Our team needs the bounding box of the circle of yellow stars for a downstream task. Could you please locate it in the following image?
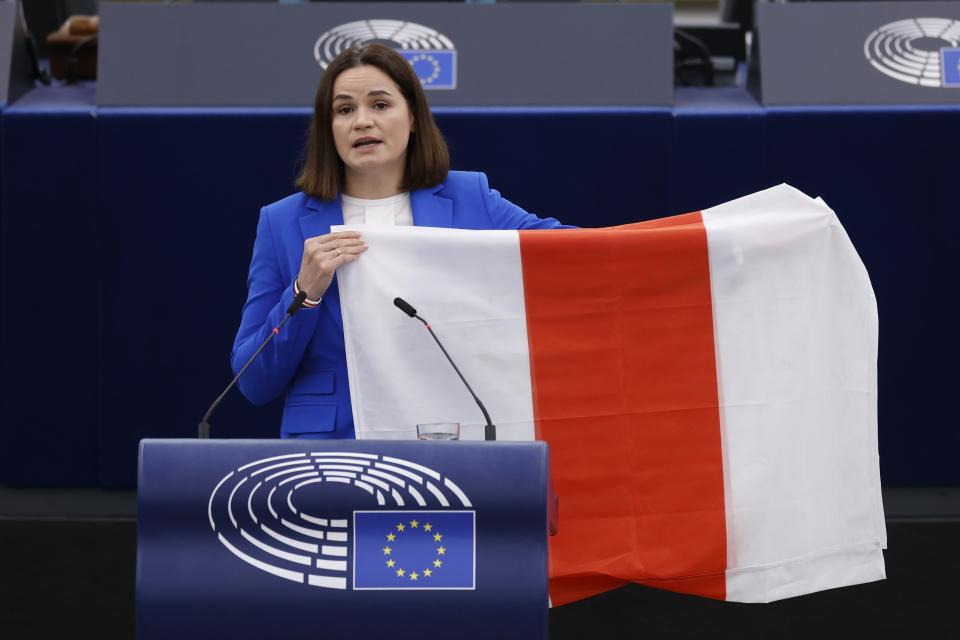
[382,518,446,582]
[408,54,442,84]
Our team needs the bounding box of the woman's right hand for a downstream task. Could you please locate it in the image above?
[296,231,368,299]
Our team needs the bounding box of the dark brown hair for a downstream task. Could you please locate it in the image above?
[296,44,450,200]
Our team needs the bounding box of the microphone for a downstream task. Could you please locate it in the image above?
[198,290,309,439]
[393,297,496,441]
[394,297,417,318]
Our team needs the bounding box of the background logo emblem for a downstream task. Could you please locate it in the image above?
[208,452,474,590]
[314,20,457,90]
[864,18,960,88]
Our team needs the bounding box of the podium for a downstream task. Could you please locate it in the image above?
[137,439,551,639]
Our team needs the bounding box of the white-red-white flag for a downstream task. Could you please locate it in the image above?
[336,184,886,605]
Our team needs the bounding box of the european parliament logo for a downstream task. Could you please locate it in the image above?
[314,20,458,90]
[864,18,960,88]
[208,452,476,591]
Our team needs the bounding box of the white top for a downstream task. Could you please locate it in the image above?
[341,192,413,227]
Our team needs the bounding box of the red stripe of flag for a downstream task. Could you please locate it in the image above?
[519,213,727,605]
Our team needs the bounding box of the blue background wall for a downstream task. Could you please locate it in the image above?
[1,89,956,488]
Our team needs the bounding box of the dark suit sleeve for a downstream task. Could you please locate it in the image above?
[230,207,322,405]
[477,172,576,230]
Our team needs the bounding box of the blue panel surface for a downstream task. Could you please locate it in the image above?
[436,108,673,227]
[1,87,958,487]
[137,439,549,640]
[96,110,308,487]
[0,85,99,485]
[671,87,770,213]
[765,107,960,483]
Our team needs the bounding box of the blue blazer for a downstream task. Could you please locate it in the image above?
[232,171,567,438]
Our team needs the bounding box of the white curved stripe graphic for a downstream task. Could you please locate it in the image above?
[308,574,347,590]
[241,528,311,566]
[294,478,325,491]
[315,464,368,472]
[208,470,234,531]
[267,486,278,519]
[227,475,248,528]
[381,456,441,480]
[281,518,325,540]
[247,481,261,524]
[407,484,427,507]
[374,462,424,484]
[367,468,405,487]
[426,481,449,507]
[444,478,472,508]
[322,471,357,479]
[354,480,374,495]
[218,534,303,584]
[312,452,378,459]
[316,558,347,572]
[265,465,315,483]
[331,519,348,528]
[360,475,391,493]
[261,523,318,554]
[391,488,405,506]
[299,512,329,526]
[247,458,308,476]
[313,457,370,466]
[279,471,318,487]
[239,453,306,472]
[321,545,348,558]
[286,489,297,514]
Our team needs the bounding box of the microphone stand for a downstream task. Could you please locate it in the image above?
[394,298,496,441]
[198,291,307,438]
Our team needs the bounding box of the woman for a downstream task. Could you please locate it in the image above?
[232,44,568,439]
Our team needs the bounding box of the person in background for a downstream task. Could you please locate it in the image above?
[232,44,569,438]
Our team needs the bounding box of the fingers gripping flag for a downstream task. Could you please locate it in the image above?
[335,184,886,605]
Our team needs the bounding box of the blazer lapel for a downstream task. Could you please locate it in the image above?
[298,193,343,240]
[298,195,345,332]
[411,184,453,228]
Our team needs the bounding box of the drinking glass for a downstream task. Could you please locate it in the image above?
[416,422,460,441]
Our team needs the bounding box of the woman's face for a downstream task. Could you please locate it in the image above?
[331,65,414,184]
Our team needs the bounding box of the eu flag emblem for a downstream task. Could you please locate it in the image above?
[943,49,960,88]
[353,511,475,590]
[398,51,457,90]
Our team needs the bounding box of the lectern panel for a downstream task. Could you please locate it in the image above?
[137,439,549,639]
[757,1,960,105]
[98,2,673,107]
